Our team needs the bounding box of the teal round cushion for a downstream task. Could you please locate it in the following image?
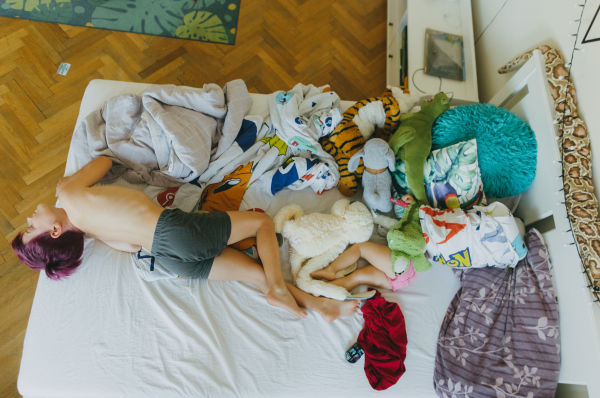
[432,103,537,198]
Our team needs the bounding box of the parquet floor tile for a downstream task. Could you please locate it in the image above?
[0,2,387,396]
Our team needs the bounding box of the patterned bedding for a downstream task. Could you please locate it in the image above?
[434,229,560,398]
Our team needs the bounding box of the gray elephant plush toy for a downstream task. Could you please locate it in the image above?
[348,138,396,212]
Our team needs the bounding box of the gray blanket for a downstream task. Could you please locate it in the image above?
[71,80,252,187]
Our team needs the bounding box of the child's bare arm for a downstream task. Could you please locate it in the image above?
[57,156,113,197]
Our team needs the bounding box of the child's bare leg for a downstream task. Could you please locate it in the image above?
[286,283,360,322]
[327,265,392,291]
[311,242,395,280]
[226,211,306,318]
[208,248,360,322]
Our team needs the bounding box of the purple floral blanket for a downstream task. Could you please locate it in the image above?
[434,229,560,398]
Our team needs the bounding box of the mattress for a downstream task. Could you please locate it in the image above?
[18,80,462,398]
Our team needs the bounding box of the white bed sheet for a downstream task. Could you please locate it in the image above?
[18,80,461,398]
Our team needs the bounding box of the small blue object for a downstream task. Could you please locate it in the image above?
[234,119,258,152]
[345,342,364,363]
[432,103,537,198]
[275,92,294,105]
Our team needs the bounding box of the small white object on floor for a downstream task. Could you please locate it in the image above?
[57,62,71,75]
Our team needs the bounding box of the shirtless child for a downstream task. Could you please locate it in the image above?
[12,156,359,322]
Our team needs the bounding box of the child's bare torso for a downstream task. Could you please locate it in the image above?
[61,185,164,251]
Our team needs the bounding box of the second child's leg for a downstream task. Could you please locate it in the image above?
[311,241,395,280]
[327,265,393,291]
[226,211,307,318]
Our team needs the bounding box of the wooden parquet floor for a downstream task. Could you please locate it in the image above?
[0,1,387,396]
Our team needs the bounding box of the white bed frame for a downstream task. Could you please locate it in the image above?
[17,50,600,397]
[489,50,600,397]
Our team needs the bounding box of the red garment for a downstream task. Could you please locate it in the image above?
[357,291,407,391]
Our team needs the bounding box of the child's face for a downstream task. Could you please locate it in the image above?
[401,194,414,204]
[23,203,59,244]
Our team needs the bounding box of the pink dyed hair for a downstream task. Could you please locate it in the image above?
[12,230,85,280]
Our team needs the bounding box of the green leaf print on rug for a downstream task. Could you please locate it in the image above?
[92,0,186,36]
[30,0,73,23]
[175,10,228,43]
[4,0,72,23]
[0,0,239,44]
[183,0,227,10]
[86,0,109,5]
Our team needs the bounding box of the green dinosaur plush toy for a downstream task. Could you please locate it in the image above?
[387,202,431,274]
[388,92,450,205]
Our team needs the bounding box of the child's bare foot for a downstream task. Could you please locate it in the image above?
[310,267,336,281]
[266,287,307,318]
[317,298,360,322]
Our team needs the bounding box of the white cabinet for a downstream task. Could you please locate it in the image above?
[387,0,479,103]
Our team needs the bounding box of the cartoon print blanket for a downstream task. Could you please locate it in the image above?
[70,80,252,187]
[421,202,527,269]
[197,83,341,213]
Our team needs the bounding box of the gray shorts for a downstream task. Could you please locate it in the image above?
[152,209,231,279]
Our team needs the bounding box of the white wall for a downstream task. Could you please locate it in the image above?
[472,0,600,190]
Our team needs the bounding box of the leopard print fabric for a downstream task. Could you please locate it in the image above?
[319,89,402,196]
[499,45,600,302]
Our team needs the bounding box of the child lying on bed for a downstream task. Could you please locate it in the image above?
[312,198,527,291]
[310,242,416,292]
[12,156,360,322]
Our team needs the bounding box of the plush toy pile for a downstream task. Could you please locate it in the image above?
[262,72,550,397]
[389,92,450,205]
[266,80,539,301]
[387,202,431,274]
[274,199,376,300]
[348,138,396,213]
[432,103,537,198]
[320,87,420,197]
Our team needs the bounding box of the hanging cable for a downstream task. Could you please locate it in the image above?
[411,68,442,94]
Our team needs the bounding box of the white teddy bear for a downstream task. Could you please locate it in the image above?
[274,199,375,300]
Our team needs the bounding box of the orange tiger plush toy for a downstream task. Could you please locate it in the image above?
[320,87,420,197]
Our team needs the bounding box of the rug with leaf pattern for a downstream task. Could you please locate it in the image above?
[0,0,240,45]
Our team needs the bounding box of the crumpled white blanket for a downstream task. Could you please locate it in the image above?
[268,83,342,154]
